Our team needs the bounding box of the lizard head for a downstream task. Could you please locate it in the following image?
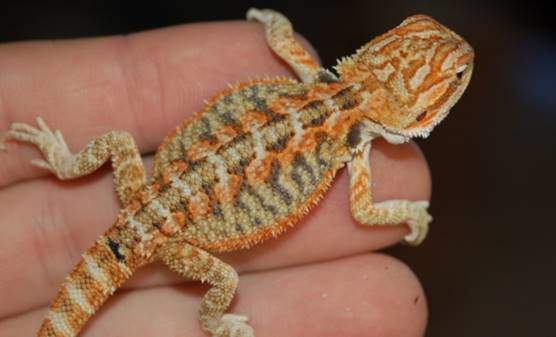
[336,14,474,139]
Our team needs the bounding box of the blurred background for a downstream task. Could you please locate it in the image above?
[1,1,554,336]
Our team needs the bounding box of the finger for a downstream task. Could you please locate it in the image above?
[0,139,430,317]
[0,254,427,337]
[0,20,316,187]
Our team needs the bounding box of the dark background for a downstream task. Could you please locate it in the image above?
[2,1,555,336]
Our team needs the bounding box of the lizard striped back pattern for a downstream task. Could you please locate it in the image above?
[3,8,473,337]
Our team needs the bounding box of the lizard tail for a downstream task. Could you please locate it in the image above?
[36,231,137,337]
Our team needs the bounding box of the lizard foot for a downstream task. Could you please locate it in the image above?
[8,116,74,178]
[213,314,255,337]
[403,200,432,246]
[246,8,269,22]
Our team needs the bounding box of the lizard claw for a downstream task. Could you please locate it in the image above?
[246,8,273,23]
[213,314,254,337]
[403,201,432,246]
[8,117,73,178]
[30,158,55,171]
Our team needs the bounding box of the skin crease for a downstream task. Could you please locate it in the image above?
[0,21,429,336]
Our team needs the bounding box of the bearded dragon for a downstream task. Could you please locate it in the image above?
[3,8,473,337]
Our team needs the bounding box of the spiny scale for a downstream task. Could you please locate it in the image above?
[4,8,473,337]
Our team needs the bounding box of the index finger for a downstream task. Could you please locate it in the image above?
[0,20,312,187]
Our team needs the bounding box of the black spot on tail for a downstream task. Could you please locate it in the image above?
[107,238,125,262]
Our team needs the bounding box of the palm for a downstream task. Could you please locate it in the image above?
[0,20,427,337]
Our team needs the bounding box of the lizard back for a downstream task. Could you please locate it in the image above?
[152,77,362,251]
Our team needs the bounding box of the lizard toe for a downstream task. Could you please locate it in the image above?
[213,314,255,337]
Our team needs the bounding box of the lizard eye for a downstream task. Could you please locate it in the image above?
[416,111,427,122]
[455,64,467,80]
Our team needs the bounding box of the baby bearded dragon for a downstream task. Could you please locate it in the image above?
[4,8,473,337]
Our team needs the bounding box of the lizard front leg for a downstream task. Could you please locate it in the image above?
[8,117,146,206]
[247,8,337,84]
[158,238,253,337]
[348,142,432,245]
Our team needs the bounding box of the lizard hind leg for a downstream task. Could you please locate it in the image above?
[8,117,146,206]
[158,239,254,337]
[247,8,337,84]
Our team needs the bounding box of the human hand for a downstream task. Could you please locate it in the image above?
[0,19,428,337]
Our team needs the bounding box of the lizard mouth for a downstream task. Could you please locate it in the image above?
[398,61,474,139]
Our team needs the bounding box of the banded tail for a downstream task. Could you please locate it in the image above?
[37,233,137,337]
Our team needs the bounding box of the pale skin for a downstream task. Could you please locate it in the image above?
[0,16,430,337]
